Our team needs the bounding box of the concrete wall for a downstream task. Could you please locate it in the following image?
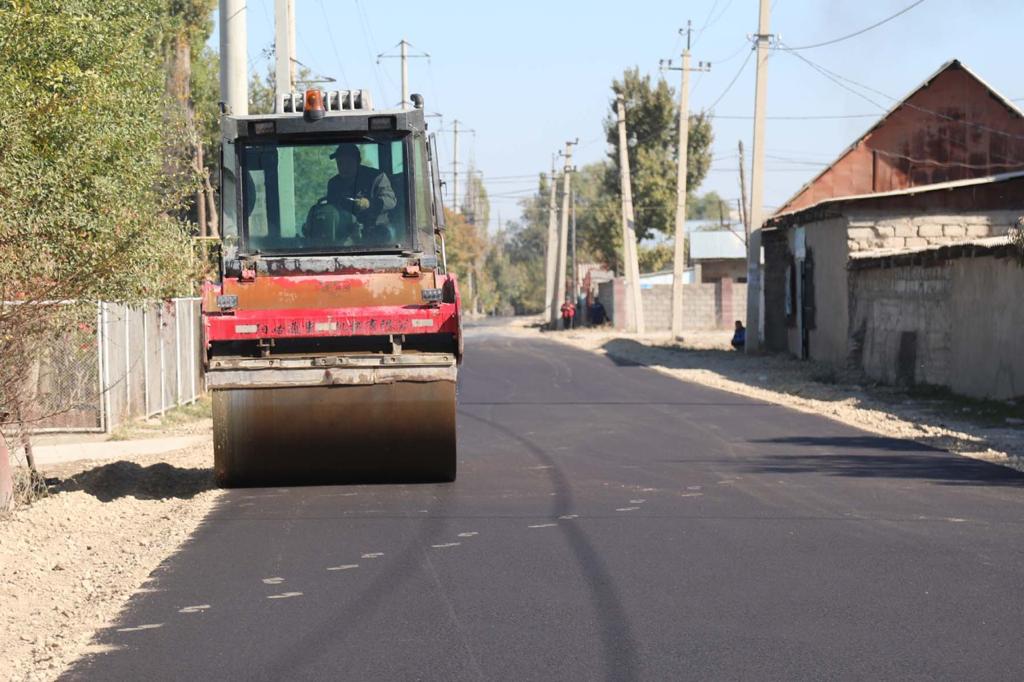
[599,277,746,332]
[697,259,747,283]
[848,251,1024,400]
[806,218,851,366]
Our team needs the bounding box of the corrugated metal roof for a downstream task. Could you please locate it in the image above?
[773,59,1024,217]
[689,229,747,260]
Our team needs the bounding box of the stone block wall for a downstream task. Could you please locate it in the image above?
[848,263,953,387]
[641,282,747,332]
[597,278,746,332]
[845,210,1019,253]
[848,249,1024,400]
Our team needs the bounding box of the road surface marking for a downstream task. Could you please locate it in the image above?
[361,552,384,559]
[117,623,163,632]
[457,532,479,538]
[267,592,303,600]
[629,499,646,504]
[431,542,461,548]
[326,564,359,571]
[687,486,702,491]
[528,465,553,470]
[558,514,579,520]
[616,507,640,512]
[261,577,284,585]
[679,492,703,498]
[528,523,557,528]
[178,605,210,614]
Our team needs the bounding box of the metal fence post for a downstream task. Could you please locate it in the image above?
[124,305,131,417]
[100,302,112,434]
[174,298,182,406]
[95,302,105,432]
[158,303,166,415]
[143,305,150,417]
[190,300,197,403]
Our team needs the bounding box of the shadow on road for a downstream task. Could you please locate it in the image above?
[54,461,214,501]
[746,436,1024,487]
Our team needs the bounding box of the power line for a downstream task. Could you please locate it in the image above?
[705,43,754,111]
[780,44,1024,143]
[351,0,388,103]
[784,0,927,50]
[317,0,350,89]
[712,113,877,120]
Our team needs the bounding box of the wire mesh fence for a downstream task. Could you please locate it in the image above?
[23,299,203,433]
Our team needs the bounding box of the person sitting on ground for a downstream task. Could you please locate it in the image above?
[731,320,746,351]
[589,297,607,326]
[325,144,397,242]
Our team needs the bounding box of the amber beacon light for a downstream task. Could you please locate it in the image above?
[303,89,325,122]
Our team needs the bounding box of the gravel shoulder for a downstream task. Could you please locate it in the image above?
[1,409,219,682]
[501,319,1024,472]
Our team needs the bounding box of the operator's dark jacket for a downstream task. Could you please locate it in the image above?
[326,168,397,228]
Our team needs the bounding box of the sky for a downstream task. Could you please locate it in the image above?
[209,0,1024,233]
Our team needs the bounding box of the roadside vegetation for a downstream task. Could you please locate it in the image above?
[449,67,724,316]
[0,0,220,508]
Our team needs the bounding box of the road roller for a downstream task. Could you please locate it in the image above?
[202,89,461,486]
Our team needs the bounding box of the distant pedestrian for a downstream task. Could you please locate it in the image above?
[560,300,576,329]
[731,320,746,351]
[589,297,607,326]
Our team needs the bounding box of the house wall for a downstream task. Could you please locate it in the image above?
[848,251,1024,400]
[762,217,850,363]
[696,259,747,283]
[805,219,851,366]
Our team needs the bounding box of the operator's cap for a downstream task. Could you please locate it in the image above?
[329,144,360,160]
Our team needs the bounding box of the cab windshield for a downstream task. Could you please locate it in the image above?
[240,135,411,254]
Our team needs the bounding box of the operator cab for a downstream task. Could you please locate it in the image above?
[220,89,445,269]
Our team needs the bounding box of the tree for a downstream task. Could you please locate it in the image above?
[0,0,199,493]
[573,68,715,268]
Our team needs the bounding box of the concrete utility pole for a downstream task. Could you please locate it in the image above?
[616,95,645,334]
[452,120,460,212]
[746,0,772,353]
[377,40,429,109]
[662,21,710,339]
[219,0,248,115]
[553,140,577,329]
[738,140,750,240]
[273,0,295,111]
[571,184,578,303]
[543,154,559,323]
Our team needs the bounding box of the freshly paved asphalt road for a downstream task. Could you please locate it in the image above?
[66,329,1024,680]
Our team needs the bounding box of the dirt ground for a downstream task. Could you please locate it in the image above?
[0,405,219,682]
[532,323,1024,472]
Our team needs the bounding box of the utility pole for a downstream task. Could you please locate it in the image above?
[661,21,710,339]
[377,40,429,109]
[553,139,577,329]
[543,154,559,324]
[571,183,578,304]
[746,0,772,353]
[616,95,645,334]
[219,0,248,116]
[738,140,750,240]
[452,120,460,212]
[273,0,295,111]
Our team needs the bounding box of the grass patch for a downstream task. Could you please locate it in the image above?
[108,395,212,441]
